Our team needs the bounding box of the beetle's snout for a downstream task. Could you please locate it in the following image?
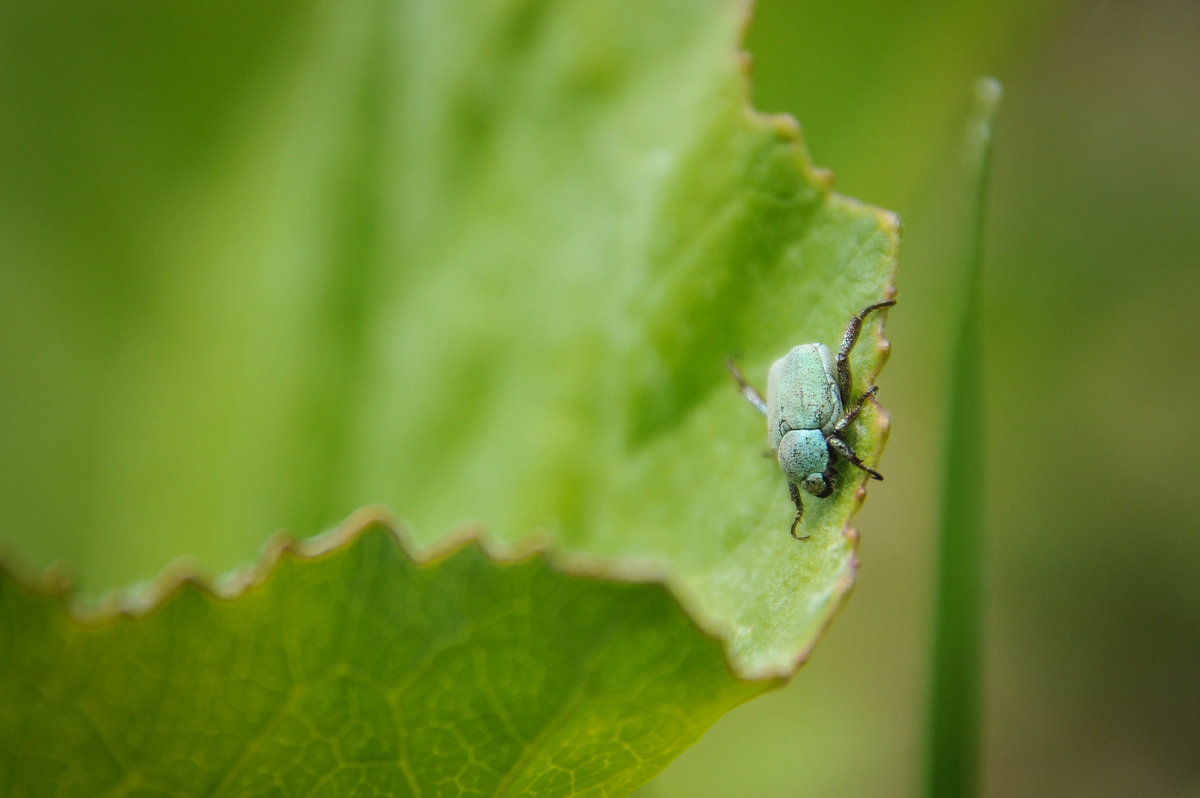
[802,473,832,497]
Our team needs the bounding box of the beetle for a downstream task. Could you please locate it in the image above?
[728,299,895,539]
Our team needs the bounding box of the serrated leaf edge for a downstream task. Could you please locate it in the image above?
[0,0,899,684]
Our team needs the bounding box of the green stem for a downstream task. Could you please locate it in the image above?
[925,77,1002,798]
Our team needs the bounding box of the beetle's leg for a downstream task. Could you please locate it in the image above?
[827,435,884,481]
[727,358,768,416]
[835,299,897,401]
[832,385,878,436]
[787,482,809,540]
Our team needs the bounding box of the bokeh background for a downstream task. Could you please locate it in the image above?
[646,0,1200,795]
[2,0,1197,796]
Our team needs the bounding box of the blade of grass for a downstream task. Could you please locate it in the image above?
[925,77,1002,798]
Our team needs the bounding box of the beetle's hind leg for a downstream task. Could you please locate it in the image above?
[787,482,809,540]
[835,299,896,400]
[727,358,768,416]
[828,435,884,481]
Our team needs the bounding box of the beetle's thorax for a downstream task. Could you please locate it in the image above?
[765,343,843,452]
[777,428,830,490]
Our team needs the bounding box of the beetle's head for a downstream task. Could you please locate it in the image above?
[801,472,833,498]
[777,429,832,497]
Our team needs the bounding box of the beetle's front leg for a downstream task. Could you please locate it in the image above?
[827,435,884,481]
[835,299,896,400]
[787,482,809,540]
[727,358,768,416]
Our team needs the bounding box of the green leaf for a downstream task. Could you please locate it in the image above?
[0,0,897,794]
[1,517,770,796]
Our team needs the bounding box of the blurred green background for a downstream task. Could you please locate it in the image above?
[647,0,1200,795]
[2,0,1197,795]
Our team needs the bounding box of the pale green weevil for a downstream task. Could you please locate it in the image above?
[728,299,896,539]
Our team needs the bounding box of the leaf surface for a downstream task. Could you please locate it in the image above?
[0,0,897,794]
[1,518,771,796]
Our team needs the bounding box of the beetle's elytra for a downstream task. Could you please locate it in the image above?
[729,299,895,539]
